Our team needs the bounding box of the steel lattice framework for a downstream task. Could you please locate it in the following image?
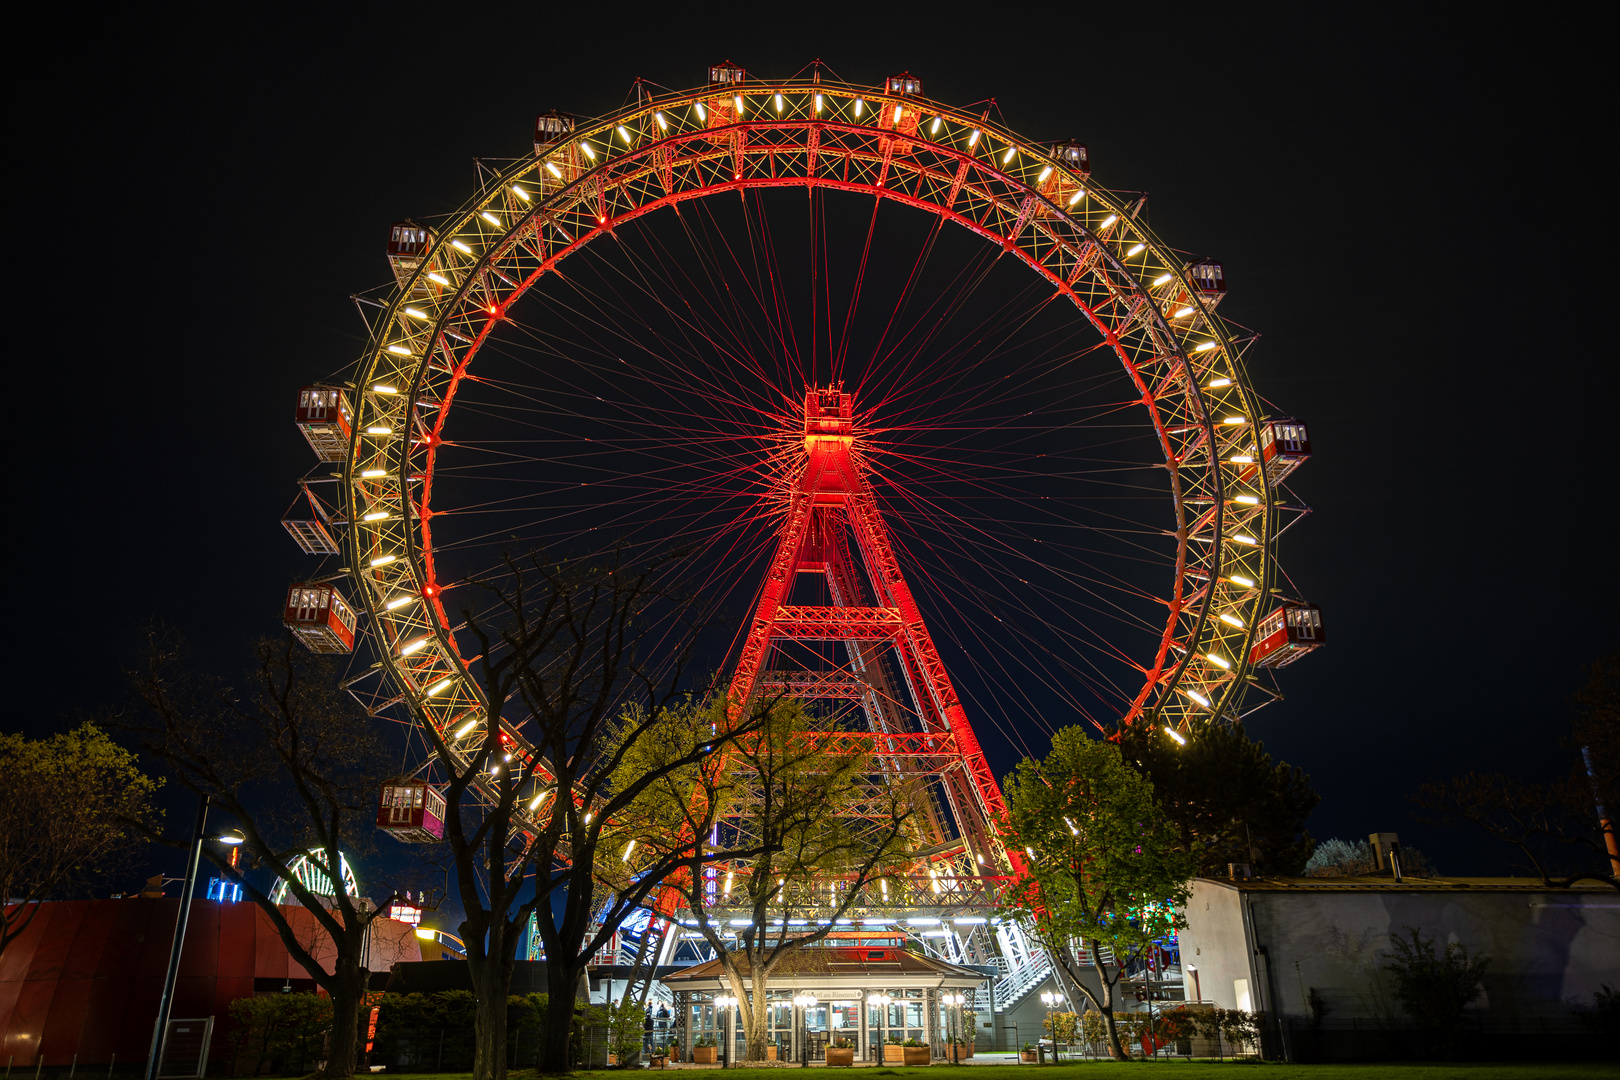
[335,72,1282,849]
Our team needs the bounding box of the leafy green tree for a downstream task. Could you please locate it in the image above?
[0,722,162,955]
[1383,926,1489,1055]
[1114,717,1318,875]
[225,992,333,1077]
[999,728,1195,1060]
[672,697,916,1061]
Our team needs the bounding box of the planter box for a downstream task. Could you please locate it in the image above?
[692,1047,717,1063]
[767,1045,778,1061]
[649,1055,668,1070]
[825,1047,855,1067]
[903,1046,931,1066]
[884,1044,906,1062]
[1020,1050,1038,1063]
[948,1043,974,1059]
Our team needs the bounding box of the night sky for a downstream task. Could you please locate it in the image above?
[14,5,1612,901]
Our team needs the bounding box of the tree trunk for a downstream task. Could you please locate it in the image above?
[540,959,583,1073]
[1089,942,1128,1061]
[323,960,366,1079]
[742,993,771,1062]
[468,927,515,1080]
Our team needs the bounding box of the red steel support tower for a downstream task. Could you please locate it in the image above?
[727,389,1015,883]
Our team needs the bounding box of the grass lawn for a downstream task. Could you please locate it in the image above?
[496,1064,1613,1080]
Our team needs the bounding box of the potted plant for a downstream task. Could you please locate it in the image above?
[1019,1041,1038,1063]
[825,1038,855,1067]
[884,1035,906,1063]
[902,1037,931,1066]
[692,1035,718,1064]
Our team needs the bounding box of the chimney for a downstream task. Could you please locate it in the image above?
[1369,832,1402,877]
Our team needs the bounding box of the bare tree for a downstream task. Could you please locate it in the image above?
[423,552,773,1078]
[0,722,162,956]
[126,630,419,1079]
[674,699,916,1061]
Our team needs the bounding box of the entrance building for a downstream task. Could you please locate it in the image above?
[662,945,988,1063]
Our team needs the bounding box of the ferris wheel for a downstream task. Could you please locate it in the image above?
[279,62,1323,864]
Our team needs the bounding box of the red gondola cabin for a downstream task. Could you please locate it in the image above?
[1248,603,1325,669]
[386,221,437,292]
[284,582,358,654]
[1257,417,1311,485]
[377,779,447,843]
[296,386,352,463]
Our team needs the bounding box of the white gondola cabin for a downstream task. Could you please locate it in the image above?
[1037,140,1090,217]
[1248,603,1325,668]
[284,582,358,653]
[533,109,575,153]
[377,779,447,843]
[296,386,351,462]
[386,221,437,292]
[1256,417,1311,485]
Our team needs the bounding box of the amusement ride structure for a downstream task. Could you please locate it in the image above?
[279,62,1322,1016]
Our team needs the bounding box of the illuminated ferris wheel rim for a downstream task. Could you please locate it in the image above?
[338,67,1287,800]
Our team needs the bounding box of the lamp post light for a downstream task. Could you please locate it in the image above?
[942,993,966,1064]
[715,996,738,1068]
[1039,992,1065,1063]
[145,796,244,1080]
[866,993,892,1062]
[790,992,817,1067]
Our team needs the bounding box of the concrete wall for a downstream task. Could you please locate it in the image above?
[1179,879,1620,1026]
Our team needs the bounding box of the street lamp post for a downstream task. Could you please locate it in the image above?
[145,795,243,1080]
[1039,992,1065,1063]
[866,994,892,1062]
[791,992,816,1067]
[941,993,965,1064]
[715,996,737,1068]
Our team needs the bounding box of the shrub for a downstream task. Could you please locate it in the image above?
[1574,982,1619,1032]
[225,992,333,1077]
[1306,838,1437,877]
[1383,926,1489,1054]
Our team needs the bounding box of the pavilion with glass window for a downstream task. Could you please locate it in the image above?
[662,944,989,1063]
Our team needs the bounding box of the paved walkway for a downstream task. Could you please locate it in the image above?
[653,1053,1028,1068]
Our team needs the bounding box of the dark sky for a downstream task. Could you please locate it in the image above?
[15,4,1612,898]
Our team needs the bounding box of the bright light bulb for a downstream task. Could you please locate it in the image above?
[617,125,631,144]
[415,926,436,940]
[774,93,783,112]
[1208,377,1232,388]
[1100,214,1117,228]
[655,111,667,130]
[1153,274,1172,286]
[1233,533,1258,545]
[1195,341,1218,351]
[1127,243,1145,256]
[481,211,501,227]
[427,272,450,286]
[1186,689,1211,708]
[1068,188,1085,206]
[384,595,416,610]
[1235,494,1260,505]
[1224,416,1247,425]
[694,102,707,121]
[365,426,391,435]
[510,184,529,201]
[545,161,562,178]
[893,104,903,123]
[1176,306,1195,318]
[1228,454,1254,464]
[734,95,743,114]
[427,678,453,696]
[360,468,387,478]
[583,812,593,824]
[529,790,549,811]
[404,307,428,320]
[1164,726,1187,745]
[1219,612,1245,628]
[930,116,941,134]
[854,99,863,117]
[450,239,472,254]
[969,129,980,147]
[372,385,397,394]
[1002,145,1016,164]
[1205,652,1231,669]
[814,94,823,113]
[622,840,636,861]
[454,720,478,738]
[1229,574,1256,588]
[387,344,411,355]
[1038,165,1052,182]
[363,511,390,522]
[399,637,430,656]
[579,141,596,160]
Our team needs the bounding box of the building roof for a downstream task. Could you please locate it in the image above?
[663,945,987,985]
[1197,874,1619,893]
